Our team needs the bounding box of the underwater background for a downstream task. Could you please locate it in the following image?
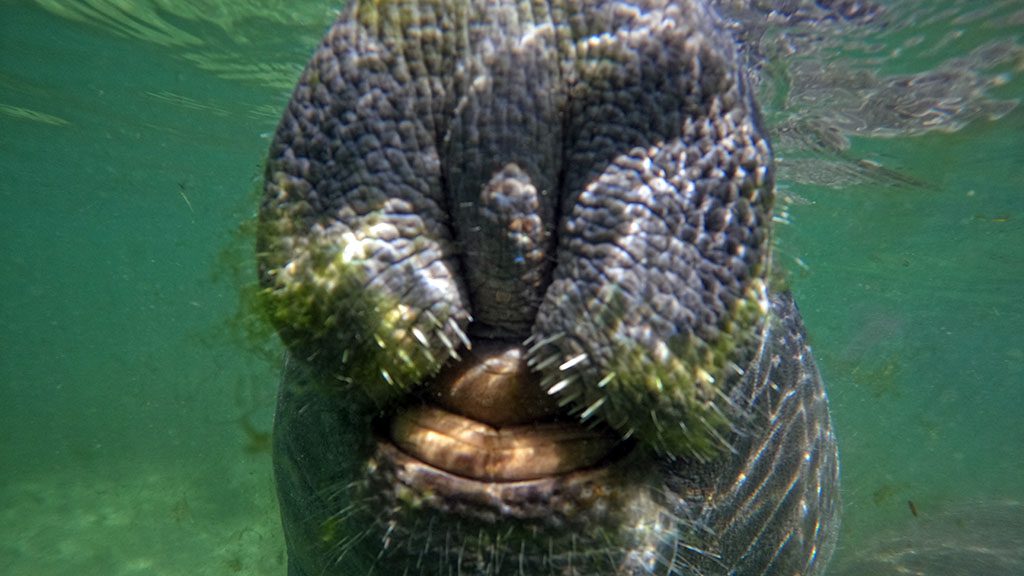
[1,1,1021,574]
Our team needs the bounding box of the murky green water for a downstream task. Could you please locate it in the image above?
[1,1,1021,575]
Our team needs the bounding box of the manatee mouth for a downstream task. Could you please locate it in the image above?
[374,340,631,520]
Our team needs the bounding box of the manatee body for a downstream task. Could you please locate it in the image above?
[259,1,839,574]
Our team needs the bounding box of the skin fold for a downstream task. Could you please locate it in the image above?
[257,1,839,574]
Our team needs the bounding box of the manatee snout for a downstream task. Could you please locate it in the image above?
[259,0,773,459]
[259,1,839,575]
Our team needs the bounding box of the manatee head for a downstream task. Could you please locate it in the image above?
[259,0,772,458]
[257,1,833,575]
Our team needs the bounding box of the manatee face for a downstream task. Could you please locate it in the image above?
[258,1,838,575]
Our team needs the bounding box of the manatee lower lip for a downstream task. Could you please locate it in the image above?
[372,440,625,523]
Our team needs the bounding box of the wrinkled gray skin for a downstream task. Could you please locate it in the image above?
[260,1,839,574]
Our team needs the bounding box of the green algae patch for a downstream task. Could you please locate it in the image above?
[258,221,447,406]
[541,279,769,461]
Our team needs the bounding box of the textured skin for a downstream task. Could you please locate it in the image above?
[273,294,838,575]
[258,0,774,455]
[259,1,840,574]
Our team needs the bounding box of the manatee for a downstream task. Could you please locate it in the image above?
[257,1,839,574]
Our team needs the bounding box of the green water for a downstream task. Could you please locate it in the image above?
[0,1,1021,575]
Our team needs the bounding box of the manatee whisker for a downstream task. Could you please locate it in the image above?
[423,310,442,329]
[517,539,526,576]
[317,478,365,504]
[448,318,472,350]
[651,409,664,432]
[698,414,738,456]
[580,396,607,421]
[396,348,415,370]
[525,332,564,355]
[434,329,459,361]
[379,519,397,554]
[711,385,740,412]
[323,498,368,523]
[556,392,581,408]
[419,343,438,366]
[529,352,561,371]
[545,376,575,396]
[414,516,436,569]
[673,540,725,574]
[411,327,430,348]
[558,352,589,371]
[327,522,373,567]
